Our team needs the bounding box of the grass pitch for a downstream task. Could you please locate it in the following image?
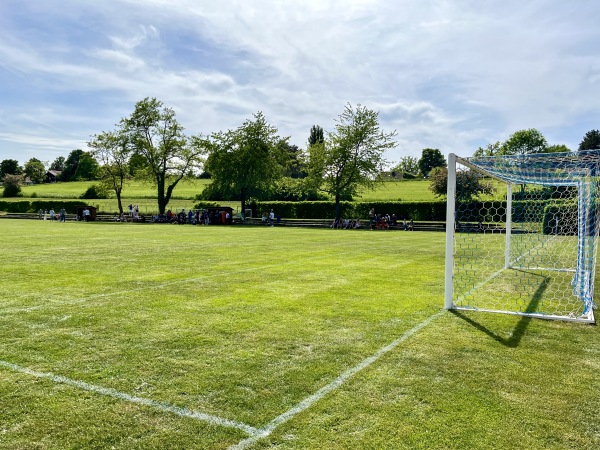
[0,220,598,449]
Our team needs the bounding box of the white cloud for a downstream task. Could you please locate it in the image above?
[0,0,599,164]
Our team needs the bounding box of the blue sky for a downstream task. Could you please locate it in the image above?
[1,0,599,166]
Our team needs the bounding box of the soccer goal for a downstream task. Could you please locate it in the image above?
[444,151,600,323]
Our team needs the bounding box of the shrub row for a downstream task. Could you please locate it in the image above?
[542,203,579,235]
[249,199,579,222]
[249,201,447,220]
[0,200,90,214]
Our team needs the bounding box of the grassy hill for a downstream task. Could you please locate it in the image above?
[7,179,441,214]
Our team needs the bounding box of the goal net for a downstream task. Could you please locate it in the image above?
[444,151,600,323]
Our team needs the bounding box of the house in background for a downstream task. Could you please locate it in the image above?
[46,170,62,182]
[23,177,34,185]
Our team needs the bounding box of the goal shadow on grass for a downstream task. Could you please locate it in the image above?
[450,275,548,348]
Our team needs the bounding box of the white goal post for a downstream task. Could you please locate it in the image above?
[445,151,600,323]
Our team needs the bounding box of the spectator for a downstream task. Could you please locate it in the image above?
[59,208,66,222]
[269,209,275,226]
[49,209,55,221]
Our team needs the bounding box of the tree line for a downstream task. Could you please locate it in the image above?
[2,98,600,217]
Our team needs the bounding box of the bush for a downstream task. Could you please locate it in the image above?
[193,201,221,210]
[80,185,108,199]
[2,174,22,197]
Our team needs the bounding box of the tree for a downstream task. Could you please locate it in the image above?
[0,159,23,178]
[274,140,307,178]
[308,104,396,220]
[391,156,419,176]
[429,166,495,201]
[128,151,147,177]
[308,125,324,146]
[546,144,571,153]
[61,149,99,181]
[61,149,84,181]
[418,148,446,177]
[122,97,204,214]
[203,111,283,214]
[50,156,65,171]
[88,130,130,214]
[77,152,99,180]
[499,128,547,155]
[473,141,502,157]
[24,158,46,184]
[578,129,600,151]
[2,174,22,197]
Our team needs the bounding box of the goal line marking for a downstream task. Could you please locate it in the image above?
[0,359,260,437]
[229,310,445,450]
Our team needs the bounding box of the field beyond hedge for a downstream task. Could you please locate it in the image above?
[0,221,598,449]
[4,179,440,214]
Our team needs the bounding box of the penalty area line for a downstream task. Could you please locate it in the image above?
[0,360,260,437]
[229,310,445,450]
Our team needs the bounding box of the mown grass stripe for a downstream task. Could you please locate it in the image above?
[0,247,360,315]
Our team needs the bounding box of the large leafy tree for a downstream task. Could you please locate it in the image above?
[418,148,446,177]
[61,149,98,181]
[88,130,130,214]
[274,140,307,179]
[546,144,571,153]
[128,151,147,177]
[0,159,23,178]
[24,158,46,184]
[578,129,600,151]
[50,156,65,171]
[473,141,502,157]
[308,104,396,220]
[61,149,83,181]
[429,166,495,201]
[499,128,547,155]
[391,156,419,176]
[76,152,99,180]
[122,97,204,214]
[203,111,283,214]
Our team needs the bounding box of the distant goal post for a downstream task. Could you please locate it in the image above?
[445,151,600,323]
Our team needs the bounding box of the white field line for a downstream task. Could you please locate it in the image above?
[0,359,260,437]
[229,310,445,450]
[1,249,360,315]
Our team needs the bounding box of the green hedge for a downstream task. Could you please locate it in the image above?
[542,203,578,235]
[251,201,447,220]
[249,199,576,223]
[0,200,86,214]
